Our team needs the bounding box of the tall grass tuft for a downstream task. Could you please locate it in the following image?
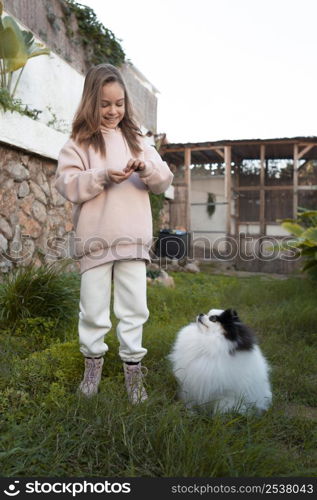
[0,261,80,326]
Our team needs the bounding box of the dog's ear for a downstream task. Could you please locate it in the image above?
[222,308,239,322]
[218,309,255,351]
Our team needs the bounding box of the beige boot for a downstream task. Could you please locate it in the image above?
[78,357,104,397]
[123,362,148,404]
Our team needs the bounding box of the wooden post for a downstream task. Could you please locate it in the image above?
[224,146,232,235]
[293,144,298,219]
[184,147,191,231]
[260,145,265,234]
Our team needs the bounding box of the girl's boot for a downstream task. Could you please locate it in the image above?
[78,357,104,397]
[123,362,148,404]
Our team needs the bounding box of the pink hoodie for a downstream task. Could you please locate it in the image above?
[55,126,174,274]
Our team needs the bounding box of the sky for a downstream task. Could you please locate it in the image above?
[81,0,317,144]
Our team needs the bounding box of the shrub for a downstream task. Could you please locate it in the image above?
[279,208,317,279]
[13,341,82,396]
[0,261,80,326]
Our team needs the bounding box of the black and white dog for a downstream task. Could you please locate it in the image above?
[168,308,272,414]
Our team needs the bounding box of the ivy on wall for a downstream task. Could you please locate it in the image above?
[62,0,126,67]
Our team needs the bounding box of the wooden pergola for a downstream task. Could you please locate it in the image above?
[160,136,317,236]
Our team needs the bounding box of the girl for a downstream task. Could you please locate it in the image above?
[55,63,173,404]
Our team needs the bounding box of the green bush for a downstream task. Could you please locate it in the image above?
[0,261,80,326]
[12,341,82,393]
[279,208,317,279]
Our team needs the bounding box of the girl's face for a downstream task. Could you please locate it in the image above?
[100,81,125,129]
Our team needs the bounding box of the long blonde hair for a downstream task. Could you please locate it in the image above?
[71,63,143,157]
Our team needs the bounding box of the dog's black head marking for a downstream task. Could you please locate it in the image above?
[217,308,255,352]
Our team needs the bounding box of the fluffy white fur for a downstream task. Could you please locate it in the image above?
[168,308,272,415]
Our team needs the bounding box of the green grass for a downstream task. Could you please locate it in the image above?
[0,269,316,477]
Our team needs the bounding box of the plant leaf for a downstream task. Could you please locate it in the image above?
[298,209,317,218]
[281,222,305,237]
[300,227,317,244]
[1,16,28,71]
[300,246,317,256]
[21,29,50,58]
[302,260,317,271]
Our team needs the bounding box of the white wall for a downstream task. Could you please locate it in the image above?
[0,110,68,160]
[4,10,84,135]
[191,175,226,245]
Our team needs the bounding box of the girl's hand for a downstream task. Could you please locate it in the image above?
[108,169,133,184]
[124,158,146,173]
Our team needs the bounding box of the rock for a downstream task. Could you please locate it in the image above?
[0,188,18,219]
[0,171,9,186]
[155,269,175,288]
[29,180,47,205]
[0,216,13,240]
[184,262,200,273]
[28,158,42,181]
[167,259,182,271]
[50,178,66,206]
[65,221,73,232]
[5,161,30,181]
[8,224,22,261]
[18,212,42,238]
[48,213,67,237]
[0,258,13,273]
[40,181,50,197]
[18,181,30,198]
[147,262,160,271]
[0,234,8,252]
[32,200,47,223]
[19,237,36,267]
[20,194,35,216]
[2,178,14,190]
[46,164,57,176]
[21,155,29,167]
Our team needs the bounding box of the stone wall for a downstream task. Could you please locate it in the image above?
[0,142,78,273]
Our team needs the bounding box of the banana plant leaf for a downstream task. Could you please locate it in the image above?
[0,16,28,71]
[21,29,50,60]
[300,246,317,256]
[281,222,305,237]
[301,227,317,244]
[302,259,317,271]
[298,209,317,218]
[0,16,49,72]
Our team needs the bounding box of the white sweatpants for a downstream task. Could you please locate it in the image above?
[78,260,149,362]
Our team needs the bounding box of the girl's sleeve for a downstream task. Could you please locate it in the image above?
[55,141,109,204]
[138,142,174,194]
